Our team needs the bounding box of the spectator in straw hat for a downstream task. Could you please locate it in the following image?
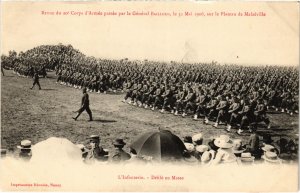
[86,135,108,161]
[111,138,131,162]
[192,133,203,146]
[262,134,279,154]
[261,144,276,153]
[201,150,215,165]
[184,142,195,154]
[262,151,282,164]
[207,138,219,152]
[212,135,237,165]
[17,140,32,161]
[232,139,246,157]
[194,145,209,160]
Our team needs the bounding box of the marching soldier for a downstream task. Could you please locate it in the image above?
[160,85,173,113]
[182,87,196,117]
[213,95,229,128]
[193,89,208,120]
[204,96,219,124]
[254,98,271,129]
[226,96,241,132]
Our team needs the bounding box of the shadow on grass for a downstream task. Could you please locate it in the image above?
[41,88,56,91]
[92,119,117,123]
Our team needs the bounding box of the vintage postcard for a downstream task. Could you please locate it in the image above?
[0,1,299,192]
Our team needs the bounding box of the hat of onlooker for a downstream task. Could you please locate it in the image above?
[261,144,275,152]
[184,143,195,152]
[87,135,100,141]
[214,135,234,149]
[17,140,32,149]
[201,150,215,164]
[195,145,209,153]
[262,152,281,163]
[240,152,255,162]
[232,139,245,154]
[192,133,203,145]
[208,138,219,151]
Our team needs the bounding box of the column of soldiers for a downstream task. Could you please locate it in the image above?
[54,59,298,135]
[120,64,298,135]
[3,45,298,134]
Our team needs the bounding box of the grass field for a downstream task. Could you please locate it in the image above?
[1,70,299,153]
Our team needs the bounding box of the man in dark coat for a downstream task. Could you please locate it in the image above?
[30,71,41,90]
[73,87,93,121]
[111,138,131,163]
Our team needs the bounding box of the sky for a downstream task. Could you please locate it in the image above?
[1,1,299,66]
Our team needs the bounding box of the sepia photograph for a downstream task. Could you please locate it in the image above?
[0,1,299,192]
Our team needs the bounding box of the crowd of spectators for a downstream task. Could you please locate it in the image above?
[2,130,298,165]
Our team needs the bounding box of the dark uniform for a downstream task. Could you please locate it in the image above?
[254,99,271,129]
[111,139,131,163]
[213,96,229,127]
[226,97,241,131]
[30,72,41,90]
[85,135,109,162]
[73,88,93,121]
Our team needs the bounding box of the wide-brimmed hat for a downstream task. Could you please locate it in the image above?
[232,139,245,154]
[240,152,255,162]
[262,152,281,163]
[201,150,214,163]
[113,138,126,146]
[87,135,100,141]
[214,135,233,148]
[184,143,195,152]
[261,144,275,152]
[17,140,32,149]
[192,133,203,144]
[195,145,209,153]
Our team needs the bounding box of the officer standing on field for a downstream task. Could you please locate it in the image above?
[73,87,93,121]
[30,70,41,90]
